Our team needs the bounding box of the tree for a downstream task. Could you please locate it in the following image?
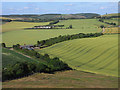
[69,25,72,29]
[2,43,6,48]
[100,25,105,28]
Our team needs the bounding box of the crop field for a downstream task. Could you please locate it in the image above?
[38,34,118,77]
[2,19,108,47]
[103,27,119,34]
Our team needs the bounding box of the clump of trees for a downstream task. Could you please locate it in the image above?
[49,20,59,25]
[2,46,72,81]
[100,25,105,28]
[37,33,103,48]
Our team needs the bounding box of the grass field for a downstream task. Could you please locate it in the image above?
[37,34,118,77]
[2,70,118,88]
[2,19,108,47]
[2,48,39,68]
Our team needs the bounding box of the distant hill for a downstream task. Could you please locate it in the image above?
[101,13,120,18]
[1,13,100,20]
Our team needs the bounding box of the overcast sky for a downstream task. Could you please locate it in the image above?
[2,2,118,15]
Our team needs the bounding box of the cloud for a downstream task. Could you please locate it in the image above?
[35,8,39,10]
[9,8,14,10]
[64,4,73,6]
[66,9,70,11]
[23,7,29,9]
[100,7,105,9]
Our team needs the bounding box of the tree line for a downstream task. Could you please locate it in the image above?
[0,19,12,22]
[37,33,103,48]
[98,19,116,26]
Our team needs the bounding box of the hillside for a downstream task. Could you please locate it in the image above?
[37,34,118,77]
[2,13,100,20]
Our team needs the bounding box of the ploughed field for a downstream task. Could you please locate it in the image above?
[1,19,107,47]
[37,34,118,77]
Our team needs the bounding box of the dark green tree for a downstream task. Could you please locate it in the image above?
[69,25,72,29]
[2,43,6,48]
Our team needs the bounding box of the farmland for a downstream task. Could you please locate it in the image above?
[2,13,119,88]
[37,34,118,77]
[2,19,110,47]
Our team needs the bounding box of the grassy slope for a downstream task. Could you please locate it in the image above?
[2,70,118,88]
[2,19,109,47]
[37,34,118,77]
[2,48,39,68]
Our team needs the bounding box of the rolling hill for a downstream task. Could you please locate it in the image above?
[2,13,100,20]
[37,34,118,77]
[2,19,109,47]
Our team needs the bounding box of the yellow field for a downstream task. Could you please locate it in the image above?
[103,27,119,34]
[2,21,49,32]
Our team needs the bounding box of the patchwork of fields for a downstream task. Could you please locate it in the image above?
[37,34,118,76]
[2,19,108,47]
[2,17,119,77]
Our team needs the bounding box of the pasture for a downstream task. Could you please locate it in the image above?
[37,34,118,77]
[2,70,118,88]
[2,19,108,47]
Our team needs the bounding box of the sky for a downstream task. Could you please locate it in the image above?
[1,2,119,15]
[1,0,119,2]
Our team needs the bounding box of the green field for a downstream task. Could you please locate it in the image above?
[2,19,109,47]
[2,48,39,68]
[37,34,118,77]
